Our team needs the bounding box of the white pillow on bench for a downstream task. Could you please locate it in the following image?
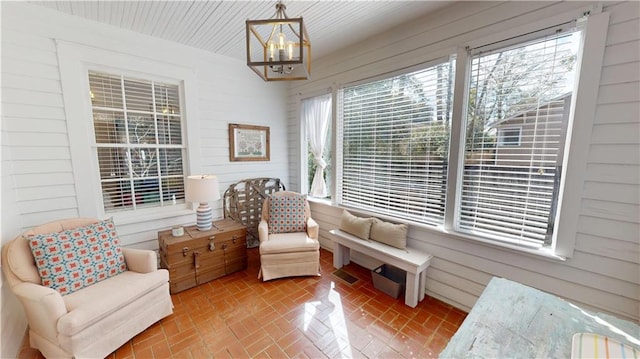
[339,210,374,240]
[370,218,408,249]
[339,210,408,250]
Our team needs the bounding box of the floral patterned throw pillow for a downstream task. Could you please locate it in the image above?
[28,218,127,295]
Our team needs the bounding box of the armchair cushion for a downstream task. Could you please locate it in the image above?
[268,194,307,234]
[28,218,127,295]
[58,269,169,336]
[259,232,320,254]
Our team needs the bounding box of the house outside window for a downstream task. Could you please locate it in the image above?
[338,57,456,225]
[497,127,522,147]
[88,71,186,213]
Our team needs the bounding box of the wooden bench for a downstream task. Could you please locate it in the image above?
[329,229,433,308]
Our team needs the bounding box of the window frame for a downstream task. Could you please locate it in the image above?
[57,41,201,224]
[328,8,609,259]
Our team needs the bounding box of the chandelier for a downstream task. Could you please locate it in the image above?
[246,1,311,81]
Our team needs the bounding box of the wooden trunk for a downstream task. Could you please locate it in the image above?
[158,219,247,294]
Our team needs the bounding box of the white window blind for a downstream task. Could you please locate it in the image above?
[458,29,581,245]
[89,71,186,213]
[339,58,455,225]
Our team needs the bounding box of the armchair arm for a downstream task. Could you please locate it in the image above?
[122,248,157,273]
[307,217,319,240]
[258,220,269,244]
[12,282,67,342]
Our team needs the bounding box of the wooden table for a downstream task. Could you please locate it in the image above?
[440,277,640,358]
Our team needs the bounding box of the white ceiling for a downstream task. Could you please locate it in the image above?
[28,1,452,61]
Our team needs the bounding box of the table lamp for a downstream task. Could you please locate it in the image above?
[185,175,221,231]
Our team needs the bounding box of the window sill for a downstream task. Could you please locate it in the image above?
[440,228,566,262]
[312,202,566,262]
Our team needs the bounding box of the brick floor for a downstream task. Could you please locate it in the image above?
[17,247,466,358]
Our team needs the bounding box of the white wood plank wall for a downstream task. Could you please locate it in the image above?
[289,1,639,322]
[2,28,80,225]
[1,3,290,248]
[1,3,290,356]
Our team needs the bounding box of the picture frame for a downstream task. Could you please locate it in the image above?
[229,123,270,162]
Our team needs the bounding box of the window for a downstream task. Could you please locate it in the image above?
[327,12,607,256]
[497,127,522,147]
[338,57,455,225]
[457,29,581,246]
[335,16,606,256]
[88,71,186,213]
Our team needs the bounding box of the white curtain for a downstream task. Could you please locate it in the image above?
[302,94,332,197]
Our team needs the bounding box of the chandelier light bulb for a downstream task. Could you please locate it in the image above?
[268,41,275,60]
[287,41,294,60]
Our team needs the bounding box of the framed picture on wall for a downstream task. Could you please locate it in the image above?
[229,123,270,162]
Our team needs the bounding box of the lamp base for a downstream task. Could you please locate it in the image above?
[196,203,213,231]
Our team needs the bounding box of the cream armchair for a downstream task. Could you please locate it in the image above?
[258,191,320,281]
[2,218,173,359]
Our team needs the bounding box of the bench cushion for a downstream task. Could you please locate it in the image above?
[339,210,374,239]
[370,218,408,249]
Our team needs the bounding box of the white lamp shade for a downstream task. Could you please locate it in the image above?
[185,175,221,203]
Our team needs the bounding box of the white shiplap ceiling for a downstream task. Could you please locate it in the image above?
[28,1,452,61]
